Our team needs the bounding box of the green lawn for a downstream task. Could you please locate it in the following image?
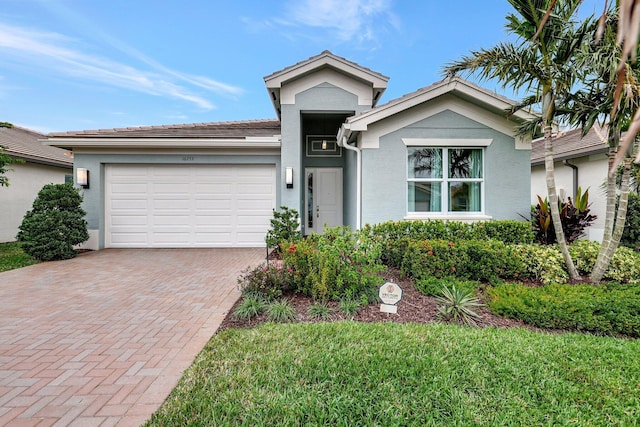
[146,322,640,426]
[0,241,38,272]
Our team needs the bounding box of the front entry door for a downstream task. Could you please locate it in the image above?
[305,168,343,234]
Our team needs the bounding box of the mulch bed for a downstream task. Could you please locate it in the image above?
[219,267,537,332]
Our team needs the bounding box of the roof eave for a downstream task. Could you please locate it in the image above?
[44,136,282,149]
[4,151,73,168]
[531,147,609,166]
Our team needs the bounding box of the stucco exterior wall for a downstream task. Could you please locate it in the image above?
[280,80,370,231]
[531,154,608,241]
[361,109,531,225]
[72,151,280,249]
[0,162,71,242]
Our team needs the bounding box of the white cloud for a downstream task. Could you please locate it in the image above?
[0,22,243,110]
[282,0,396,45]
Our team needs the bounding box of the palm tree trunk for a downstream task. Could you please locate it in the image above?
[589,143,618,283]
[544,128,580,280]
[591,158,632,283]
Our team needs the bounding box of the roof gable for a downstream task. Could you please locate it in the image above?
[343,76,536,132]
[264,50,388,118]
[338,77,538,149]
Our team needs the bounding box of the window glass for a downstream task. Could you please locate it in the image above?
[408,148,442,179]
[448,149,482,178]
[408,182,441,212]
[449,182,482,212]
[408,147,483,214]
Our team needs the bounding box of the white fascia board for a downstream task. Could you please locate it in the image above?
[265,56,388,90]
[348,78,537,132]
[45,137,281,149]
[348,84,452,131]
[360,95,520,149]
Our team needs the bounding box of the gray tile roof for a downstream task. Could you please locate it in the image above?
[263,50,389,83]
[0,126,72,167]
[531,125,609,165]
[48,119,281,138]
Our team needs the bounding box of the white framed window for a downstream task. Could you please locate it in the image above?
[407,147,484,215]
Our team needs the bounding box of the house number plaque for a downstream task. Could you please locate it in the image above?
[181,156,195,161]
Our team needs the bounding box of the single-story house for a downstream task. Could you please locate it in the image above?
[46,50,536,250]
[531,125,609,241]
[0,125,74,242]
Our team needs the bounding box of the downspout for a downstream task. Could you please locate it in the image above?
[340,134,361,230]
[563,159,578,199]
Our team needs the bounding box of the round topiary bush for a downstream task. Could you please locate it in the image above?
[17,183,89,261]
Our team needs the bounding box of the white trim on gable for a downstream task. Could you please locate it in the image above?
[357,95,524,149]
[264,53,388,91]
[280,69,374,106]
[402,138,493,147]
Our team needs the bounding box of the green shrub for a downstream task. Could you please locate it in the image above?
[510,244,568,285]
[608,245,640,284]
[435,285,484,326]
[415,276,480,297]
[364,220,533,267]
[568,239,601,275]
[265,206,301,250]
[17,183,89,261]
[479,220,534,244]
[569,240,640,283]
[400,239,523,283]
[622,192,640,251]
[233,294,267,320]
[487,282,640,337]
[307,303,333,320]
[266,299,297,323]
[237,262,296,300]
[339,298,360,318]
[282,227,384,301]
[364,219,532,245]
[281,237,318,294]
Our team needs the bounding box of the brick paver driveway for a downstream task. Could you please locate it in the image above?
[0,248,264,426]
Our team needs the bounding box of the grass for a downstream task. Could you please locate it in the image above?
[146,322,640,426]
[0,242,38,272]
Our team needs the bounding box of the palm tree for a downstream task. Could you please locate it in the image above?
[443,0,594,280]
[565,8,640,282]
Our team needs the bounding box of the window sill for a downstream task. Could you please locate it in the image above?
[404,214,493,222]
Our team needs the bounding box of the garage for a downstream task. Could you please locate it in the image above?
[105,164,276,248]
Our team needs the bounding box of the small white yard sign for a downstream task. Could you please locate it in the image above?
[379,282,402,314]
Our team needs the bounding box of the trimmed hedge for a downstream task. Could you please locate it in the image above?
[488,282,640,337]
[400,239,523,283]
[364,219,534,244]
[364,220,533,267]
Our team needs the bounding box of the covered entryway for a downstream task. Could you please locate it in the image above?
[305,167,343,234]
[105,164,276,248]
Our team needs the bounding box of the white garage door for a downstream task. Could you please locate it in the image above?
[105,164,276,248]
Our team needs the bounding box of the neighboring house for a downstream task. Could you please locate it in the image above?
[46,50,536,250]
[0,126,73,242]
[530,125,609,241]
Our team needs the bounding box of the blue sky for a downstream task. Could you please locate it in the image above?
[1,0,602,133]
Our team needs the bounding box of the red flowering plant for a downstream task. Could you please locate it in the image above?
[237,262,296,300]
